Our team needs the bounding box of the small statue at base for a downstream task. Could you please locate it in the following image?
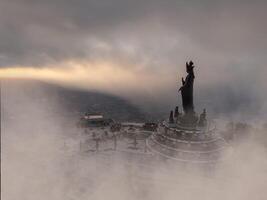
[174,106,181,123]
[198,109,207,127]
[169,110,174,124]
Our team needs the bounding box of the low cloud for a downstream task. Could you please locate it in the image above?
[2,81,267,200]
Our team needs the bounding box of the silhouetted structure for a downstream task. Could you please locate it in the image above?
[179,61,195,114]
[146,61,227,164]
[198,109,207,127]
[174,106,180,118]
[169,110,174,123]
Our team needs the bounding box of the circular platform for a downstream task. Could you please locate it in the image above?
[146,120,227,164]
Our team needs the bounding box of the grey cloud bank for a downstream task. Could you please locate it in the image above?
[1,0,266,66]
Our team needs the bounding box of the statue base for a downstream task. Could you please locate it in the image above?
[178,113,199,128]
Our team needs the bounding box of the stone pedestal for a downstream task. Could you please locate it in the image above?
[178,113,199,127]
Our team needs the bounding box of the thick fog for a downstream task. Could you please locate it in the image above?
[2,80,267,200]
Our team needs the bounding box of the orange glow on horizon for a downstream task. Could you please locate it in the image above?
[0,60,176,96]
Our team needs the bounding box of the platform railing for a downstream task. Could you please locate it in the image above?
[162,119,216,134]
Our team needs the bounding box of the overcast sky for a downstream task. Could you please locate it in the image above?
[0,0,267,117]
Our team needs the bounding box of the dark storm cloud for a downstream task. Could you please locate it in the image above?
[1,0,266,66]
[0,0,152,66]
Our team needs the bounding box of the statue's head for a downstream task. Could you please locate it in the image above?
[186,61,194,73]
